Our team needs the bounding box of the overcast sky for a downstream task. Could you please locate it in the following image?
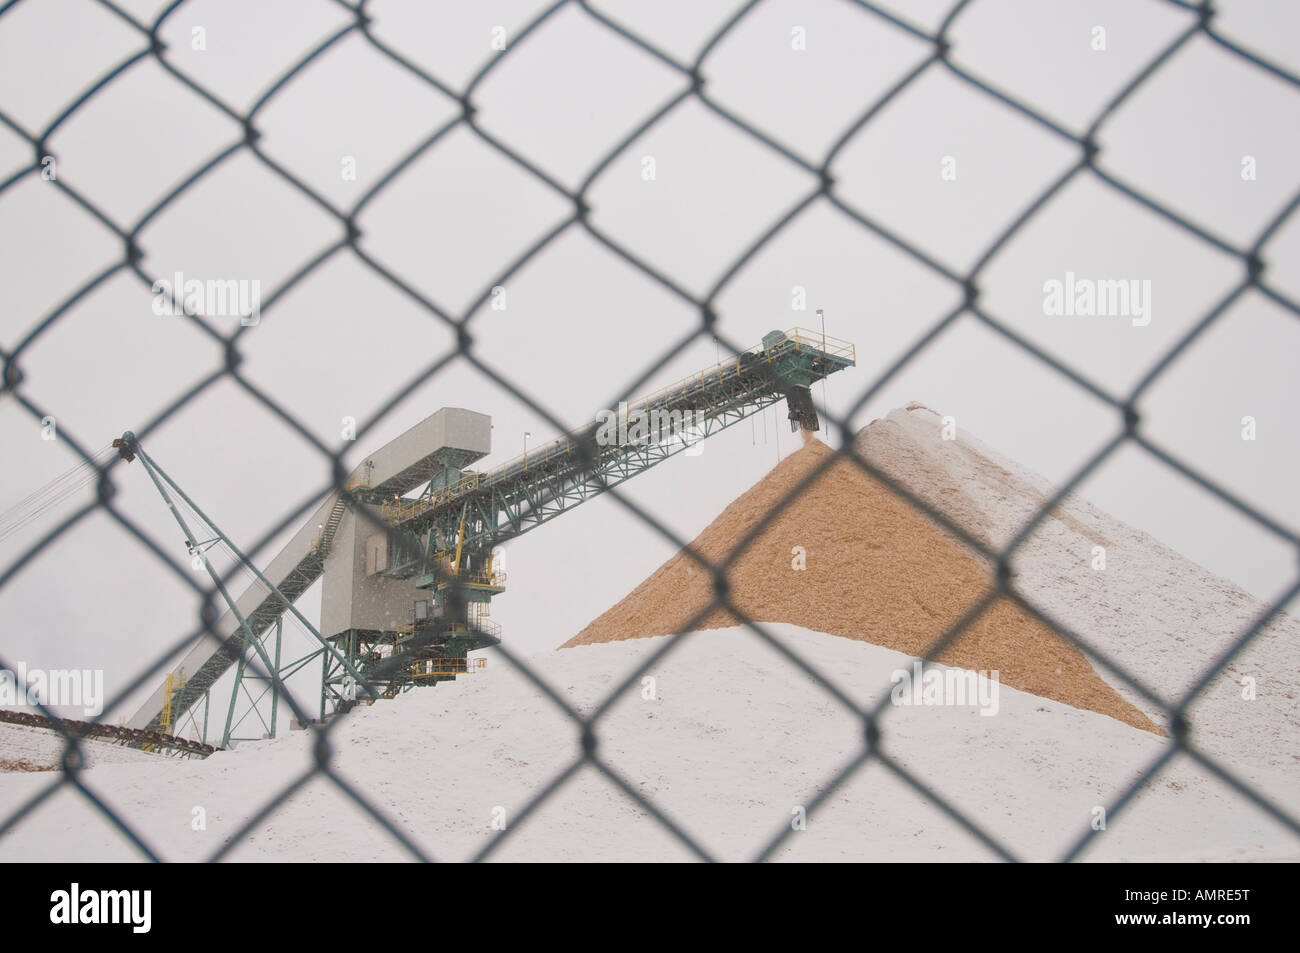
[2,0,1298,730]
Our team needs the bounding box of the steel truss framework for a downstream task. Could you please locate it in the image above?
[126,331,854,741]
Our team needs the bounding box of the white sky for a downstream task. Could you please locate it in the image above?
[1,0,1298,730]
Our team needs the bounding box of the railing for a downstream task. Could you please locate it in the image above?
[456,619,501,638]
[435,568,506,589]
[380,472,482,525]
[393,614,502,641]
[780,326,856,364]
[411,656,488,679]
[631,326,855,411]
[160,671,185,735]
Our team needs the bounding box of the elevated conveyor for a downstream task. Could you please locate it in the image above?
[126,329,854,733]
[380,328,856,580]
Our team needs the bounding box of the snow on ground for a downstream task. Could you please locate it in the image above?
[0,625,1294,862]
[0,722,164,771]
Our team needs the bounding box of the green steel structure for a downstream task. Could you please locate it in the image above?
[113,435,372,745]
[124,328,854,744]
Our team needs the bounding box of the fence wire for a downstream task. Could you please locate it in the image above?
[1,0,1299,862]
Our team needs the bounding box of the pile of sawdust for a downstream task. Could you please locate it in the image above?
[562,436,1159,734]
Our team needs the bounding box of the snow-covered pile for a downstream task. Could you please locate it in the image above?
[0,626,1293,862]
[566,403,1298,812]
[858,404,1300,805]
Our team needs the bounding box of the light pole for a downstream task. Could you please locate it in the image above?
[523,431,531,469]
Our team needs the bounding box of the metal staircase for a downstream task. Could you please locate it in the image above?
[311,493,350,557]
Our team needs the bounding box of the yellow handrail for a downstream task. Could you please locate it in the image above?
[411,655,488,679]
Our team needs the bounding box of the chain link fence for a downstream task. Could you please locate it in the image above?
[1,0,1298,862]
